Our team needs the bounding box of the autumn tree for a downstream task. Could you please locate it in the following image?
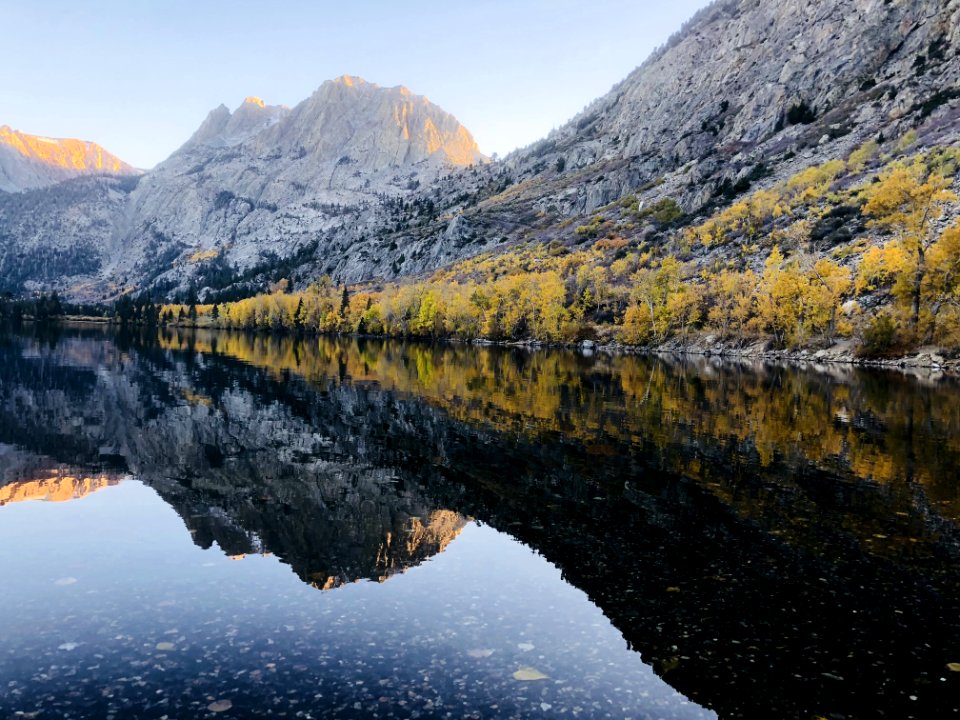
[755,247,851,347]
[623,257,700,344]
[925,222,960,347]
[705,268,757,340]
[862,160,957,337]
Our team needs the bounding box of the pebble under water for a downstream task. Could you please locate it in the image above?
[0,482,712,719]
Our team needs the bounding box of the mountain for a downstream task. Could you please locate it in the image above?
[0,76,487,298]
[0,125,140,193]
[179,96,290,150]
[112,75,486,297]
[275,0,959,304]
[504,0,960,210]
[257,75,483,169]
[0,175,139,296]
[0,0,958,308]
[115,76,486,288]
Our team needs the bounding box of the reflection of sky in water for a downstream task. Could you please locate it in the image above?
[0,481,714,719]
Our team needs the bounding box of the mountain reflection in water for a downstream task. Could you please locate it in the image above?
[0,326,958,719]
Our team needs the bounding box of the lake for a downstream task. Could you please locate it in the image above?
[0,326,958,719]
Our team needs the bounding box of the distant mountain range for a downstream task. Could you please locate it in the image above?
[0,0,958,302]
[0,75,486,299]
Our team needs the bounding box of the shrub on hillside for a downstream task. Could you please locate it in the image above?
[858,313,899,357]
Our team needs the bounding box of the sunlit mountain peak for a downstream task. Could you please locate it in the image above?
[0,125,140,192]
[0,472,122,506]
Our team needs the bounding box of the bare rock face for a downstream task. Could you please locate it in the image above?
[103,76,487,296]
[261,76,484,170]
[508,0,960,210]
[180,96,290,150]
[0,125,140,193]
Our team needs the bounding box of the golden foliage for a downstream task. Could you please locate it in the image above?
[861,159,957,336]
[188,249,219,263]
[160,147,960,353]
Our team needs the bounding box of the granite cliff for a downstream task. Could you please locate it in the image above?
[0,76,486,298]
[508,0,960,210]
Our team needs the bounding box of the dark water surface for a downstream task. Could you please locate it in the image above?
[0,327,958,719]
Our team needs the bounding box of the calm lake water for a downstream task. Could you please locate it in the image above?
[0,327,958,719]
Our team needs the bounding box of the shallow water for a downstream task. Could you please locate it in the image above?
[0,327,958,719]
[2,482,709,719]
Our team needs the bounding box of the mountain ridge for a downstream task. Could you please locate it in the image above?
[0,125,140,193]
[179,96,290,152]
[0,75,487,297]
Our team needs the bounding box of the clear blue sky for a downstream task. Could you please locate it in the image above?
[1,1,710,169]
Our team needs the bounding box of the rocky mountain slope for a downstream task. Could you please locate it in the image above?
[152,0,960,300]
[111,76,486,294]
[367,0,960,275]
[0,125,140,193]
[0,76,486,298]
[0,174,139,296]
[1,0,959,304]
[503,0,960,210]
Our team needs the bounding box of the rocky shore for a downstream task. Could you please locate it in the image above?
[473,336,960,374]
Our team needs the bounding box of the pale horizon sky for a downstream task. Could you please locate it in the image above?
[1,1,710,169]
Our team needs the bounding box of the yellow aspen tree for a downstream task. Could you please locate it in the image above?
[863,161,957,337]
[926,222,960,346]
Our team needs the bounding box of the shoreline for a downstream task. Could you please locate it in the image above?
[50,317,960,374]
[481,338,960,374]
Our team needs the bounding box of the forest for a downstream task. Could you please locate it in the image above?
[152,142,960,358]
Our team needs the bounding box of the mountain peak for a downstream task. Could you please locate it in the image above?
[0,125,139,192]
[331,74,366,88]
[267,76,486,170]
[329,75,414,98]
[178,97,291,152]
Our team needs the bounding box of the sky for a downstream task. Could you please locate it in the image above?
[1,1,710,169]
